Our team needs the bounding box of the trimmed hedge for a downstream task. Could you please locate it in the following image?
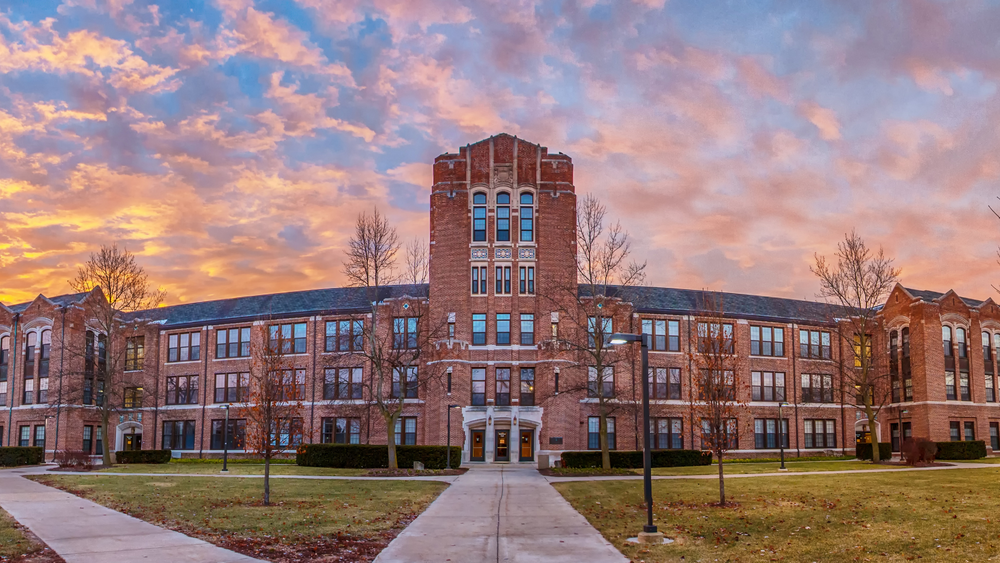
[115,449,172,464]
[0,447,44,467]
[855,443,893,460]
[935,440,987,460]
[297,444,463,470]
[561,450,712,469]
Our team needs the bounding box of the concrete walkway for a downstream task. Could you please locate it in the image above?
[0,467,264,563]
[374,465,628,563]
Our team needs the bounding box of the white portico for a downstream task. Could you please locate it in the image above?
[462,404,542,463]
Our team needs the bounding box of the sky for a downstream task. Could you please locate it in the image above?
[2,0,1000,307]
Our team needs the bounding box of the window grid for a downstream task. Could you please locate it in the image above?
[216,327,250,359]
[642,319,680,351]
[167,332,201,362]
[496,314,511,345]
[322,417,362,444]
[519,266,535,294]
[126,336,145,370]
[803,419,836,448]
[391,367,418,399]
[519,368,535,406]
[649,417,683,449]
[393,317,418,349]
[750,326,785,356]
[324,367,363,400]
[520,314,534,345]
[472,368,486,406]
[166,375,199,405]
[214,372,249,403]
[588,366,614,398]
[754,418,789,449]
[471,266,488,295]
[587,416,615,450]
[751,371,786,402]
[496,368,511,406]
[801,373,834,403]
[799,330,832,360]
[269,322,307,354]
[649,367,681,400]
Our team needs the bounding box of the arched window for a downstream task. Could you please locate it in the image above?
[472,192,487,242]
[0,335,8,380]
[40,330,51,378]
[902,327,910,357]
[25,332,36,377]
[519,192,534,242]
[943,326,952,356]
[496,192,510,241]
[956,327,967,358]
[984,331,992,361]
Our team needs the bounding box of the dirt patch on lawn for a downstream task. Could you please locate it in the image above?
[364,468,467,477]
[538,468,637,477]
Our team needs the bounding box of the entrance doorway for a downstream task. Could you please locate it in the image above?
[495,430,510,462]
[124,434,142,451]
[519,430,533,461]
[471,430,485,461]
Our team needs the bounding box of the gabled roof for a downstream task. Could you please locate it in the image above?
[902,287,984,308]
[622,286,841,324]
[135,284,429,328]
[7,291,93,313]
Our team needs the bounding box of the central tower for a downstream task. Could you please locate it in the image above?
[427,134,578,463]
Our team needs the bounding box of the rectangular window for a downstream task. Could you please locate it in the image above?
[520,314,534,345]
[946,371,957,400]
[33,425,45,448]
[750,326,784,356]
[697,322,734,354]
[123,387,143,409]
[587,417,615,450]
[22,378,33,405]
[125,336,145,370]
[395,417,417,445]
[799,330,832,359]
[210,419,246,450]
[648,367,681,400]
[269,322,307,354]
[493,266,511,294]
[276,418,304,447]
[162,420,196,450]
[391,367,418,399]
[803,419,836,448]
[519,368,535,406]
[472,266,488,295]
[324,367,363,400]
[853,334,873,368]
[495,368,511,406]
[82,425,93,454]
[988,373,996,403]
[496,197,510,241]
[520,196,534,242]
[214,372,249,403]
[0,381,6,407]
[279,369,306,401]
[471,368,486,406]
[960,371,970,401]
[588,317,613,348]
[95,426,103,455]
[751,371,786,402]
[754,418,789,449]
[216,327,251,359]
[496,314,511,345]
[322,417,361,444]
[801,373,834,403]
[588,366,614,398]
[991,422,999,451]
[950,421,961,442]
[19,426,29,447]
[650,417,684,449]
[472,314,486,345]
[326,319,363,353]
[642,319,681,352]
[698,369,735,401]
[37,378,48,404]
[393,317,418,349]
[167,331,201,363]
[519,266,535,294]
[166,375,200,405]
[473,201,486,241]
[700,419,738,450]
[965,421,975,442]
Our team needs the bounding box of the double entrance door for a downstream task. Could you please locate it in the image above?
[469,429,532,462]
[123,434,142,451]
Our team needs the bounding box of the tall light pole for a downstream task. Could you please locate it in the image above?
[221,405,230,474]
[447,404,460,469]
[777,402,788,471]
[610,332,662,544]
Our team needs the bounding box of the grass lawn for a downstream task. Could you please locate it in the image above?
[31,475,446,563]
[554,466,1000,562]
[97,463,368,476]
[650,459,885,476]
[0,508,60,563]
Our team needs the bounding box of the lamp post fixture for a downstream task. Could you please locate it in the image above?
[610,332,663,544]
[778,402,788,471]
[221,405,230,474]
[447,404,460,469]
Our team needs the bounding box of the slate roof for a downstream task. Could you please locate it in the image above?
[904,287,984,308]
[8,291,92,313]
[622,286,841,324]
[135,284,429,328]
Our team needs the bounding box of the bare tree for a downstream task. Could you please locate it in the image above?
[405,239,429,285]
[812,230,900,463]
[241,321,303,506]
[690,292,747,506]
[544,194,646,470]
[341,208,444,469]
[68,244,165,466]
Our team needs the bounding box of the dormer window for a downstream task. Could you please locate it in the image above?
[473,192,487,242]
[496,192,510,242]
[520,192,534,242]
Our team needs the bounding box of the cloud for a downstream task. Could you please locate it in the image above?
[798,102,841,141]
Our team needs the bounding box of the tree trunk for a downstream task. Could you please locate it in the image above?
[717,450,725,506]
[599,410,610,470]
[385,411,399,469]
[865,400,881,463]
[263,454,271,506]
[102,418,112,467]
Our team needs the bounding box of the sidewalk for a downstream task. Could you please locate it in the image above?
[0,467,264,563]
[374,464,628,563]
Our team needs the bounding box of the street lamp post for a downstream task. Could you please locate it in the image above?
[447,404,460,469]
[778,402,788,471]
[221,405,230,474]
[610,332,663,544]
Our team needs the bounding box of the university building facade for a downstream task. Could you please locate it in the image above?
[1,134,998,462]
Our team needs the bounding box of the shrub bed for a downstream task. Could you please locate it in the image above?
[0,447,44,467]
[855,443,893,461]
[935,440,987,460]
[561,450,712,469]
[297,444,462,470]
[115,450,172,464]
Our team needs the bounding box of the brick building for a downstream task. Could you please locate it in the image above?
[1,134,992,462]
